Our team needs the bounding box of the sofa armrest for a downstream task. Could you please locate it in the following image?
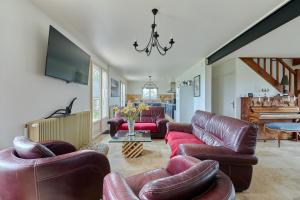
[107,117,125,125]
[103,172,139,200]
[156,118,169,137]
[107,118,125,136]
[35,150,110,199]
[40,140,77,155]
[179,144,258,165]
[167,122,193,134]
[156,118,169,126]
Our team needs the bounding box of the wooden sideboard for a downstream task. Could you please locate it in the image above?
[26,111,91,148]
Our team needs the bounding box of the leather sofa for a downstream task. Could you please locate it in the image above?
[0,136,110,200]
[103,155,235,200]
[108,106,168,139]
[166,110,258,192]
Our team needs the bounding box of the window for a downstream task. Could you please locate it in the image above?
[92,67,101,122]
[142,88,158,99]
[101,70,109,119]
[92,64,109,135]
[120,82,126,106]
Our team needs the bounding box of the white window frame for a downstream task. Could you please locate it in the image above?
[92,65,101,123]
[101,69,109,119]
[120,82,126,106]
[91,64,109,136]
[142,88,158,99]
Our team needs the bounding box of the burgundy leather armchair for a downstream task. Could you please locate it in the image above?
[165,110,258,192]
[103,155,235,200]
[108,106,168,139]
[0,136,110,200]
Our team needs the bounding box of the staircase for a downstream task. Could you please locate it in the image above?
[240,57,296,94]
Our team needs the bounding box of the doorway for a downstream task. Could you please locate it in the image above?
[212,72,236,118]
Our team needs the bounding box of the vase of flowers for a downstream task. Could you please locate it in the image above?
[127,119,135,136]
[113,103,149,136]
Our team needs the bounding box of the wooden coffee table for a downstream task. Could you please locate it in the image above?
[109,130,152,158]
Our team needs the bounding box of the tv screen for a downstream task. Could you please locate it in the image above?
[45,25,90,85]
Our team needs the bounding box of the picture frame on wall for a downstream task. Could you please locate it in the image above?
[194,75,200,97]
[111,78,120,97]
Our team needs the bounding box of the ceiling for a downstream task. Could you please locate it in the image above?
[31,0,287,81]
[223,16,300,61]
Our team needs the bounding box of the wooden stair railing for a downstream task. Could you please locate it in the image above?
[240,57,296,95]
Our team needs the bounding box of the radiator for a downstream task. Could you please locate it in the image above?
[26,111,91,149]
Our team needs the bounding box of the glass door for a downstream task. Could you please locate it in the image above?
[101,70,109,131]
[92,65,101,136]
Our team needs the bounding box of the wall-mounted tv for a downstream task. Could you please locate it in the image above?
[45,25,91,85]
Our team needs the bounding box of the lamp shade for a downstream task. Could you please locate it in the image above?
[281,75,289,85]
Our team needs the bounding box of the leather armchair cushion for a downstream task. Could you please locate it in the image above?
[40,140,77,155]
[126,168,171,196]
[103,172,139,200]
[204,115,257,154]
[165,155,200,175]
[13,136,55,159]
[191,110,215,129]
[119,123,158,133]
[139,160,219,200]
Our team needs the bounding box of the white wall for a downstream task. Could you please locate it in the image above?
[212,58,280,119]
[127,80,171,95]
[176,58,211,112]
[0,0,112,148]
[235,58,279,118]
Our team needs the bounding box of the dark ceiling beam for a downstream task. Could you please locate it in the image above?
[207,0,300,65]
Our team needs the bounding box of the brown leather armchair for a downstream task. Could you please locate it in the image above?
[103,155,235,200]
[0,136,110,200]
[165,110,258,192]
[108,106,168,139]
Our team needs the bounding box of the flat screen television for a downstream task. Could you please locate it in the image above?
[45,25,91,85]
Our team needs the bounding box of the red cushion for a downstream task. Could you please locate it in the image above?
[168,138,205,158]
[165,131,197,143]
[119,123,158,133]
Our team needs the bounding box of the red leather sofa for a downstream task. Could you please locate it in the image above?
[166,110,258,192]
[103,155,235,200]
[0,136,110,200]
[108,106,168,139]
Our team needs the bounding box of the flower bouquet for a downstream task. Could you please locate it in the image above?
[113,103,149,135]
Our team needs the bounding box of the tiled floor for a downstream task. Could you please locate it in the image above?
[97,134,300,200]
